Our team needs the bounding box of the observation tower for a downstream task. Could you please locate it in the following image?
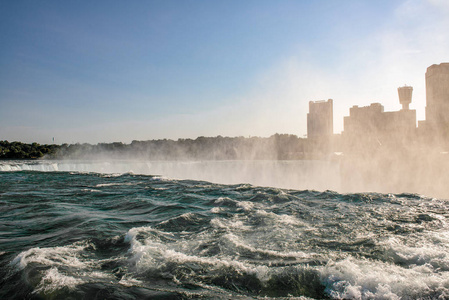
[398,85,413,110]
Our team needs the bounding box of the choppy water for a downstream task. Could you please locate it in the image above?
[1,161,449,299]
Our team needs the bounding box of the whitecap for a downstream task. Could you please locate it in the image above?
[223,233,312,261]
[210,207,222,213]
[236,201,255,211]
[381,235,449,271]
[11,242,90,271]
[34,267,84,294]
[320,257,449,299]
[118,276,143,287]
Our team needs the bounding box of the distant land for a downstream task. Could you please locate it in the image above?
[0,134,327,161]
[0,141,60,160]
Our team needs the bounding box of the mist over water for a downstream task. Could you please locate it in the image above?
[1,156,447,198]
[339,149,449,199]
[0,159,341,192]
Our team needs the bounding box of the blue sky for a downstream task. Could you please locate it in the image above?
[1,0,448,144]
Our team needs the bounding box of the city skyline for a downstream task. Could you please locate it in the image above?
[1,0,449,144]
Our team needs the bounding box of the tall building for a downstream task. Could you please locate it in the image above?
[307,99,333,139]
[425,63,449,133]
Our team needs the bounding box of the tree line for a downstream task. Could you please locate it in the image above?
[0,141,60,159]
[1,134,328,160]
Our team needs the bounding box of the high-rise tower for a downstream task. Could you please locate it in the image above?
[307,99,333,139]
[307,99,333,154]
[425,63,449,130]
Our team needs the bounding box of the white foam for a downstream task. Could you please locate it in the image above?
[320,257,449,299]
[159,212,195,225]
[210,207,222,213]
[9,241,121,294]
[381,234,449,271]
[277,214,303,226]
[82,189,102,193]
[100,173,124,177]
[34,267,84,294]
[210,218,227,228]
[150,175,173,181]
[81,270,114,280]
[223,233,312,261]
[210,217,251,231]
[124,225,274,283]
[118,276,143,287]
[214,197,234,204]
[252,209,307,228]
[11,242,90,270]
[124,226,178,270]
[236,201,254,211]
[161,248,272,283]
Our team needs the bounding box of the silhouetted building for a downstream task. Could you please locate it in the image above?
[398,85,413,110]
[421,63,449,140]
[307,99,333,139]
[343,88,416,153]
[344,103,384,139]
[306,62,449,155]
[318,63,449,197]
[307,99,334,156]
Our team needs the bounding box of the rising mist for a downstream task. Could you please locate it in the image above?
[4,64,448,198]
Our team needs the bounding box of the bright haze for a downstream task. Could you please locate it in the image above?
[1,0,448,144]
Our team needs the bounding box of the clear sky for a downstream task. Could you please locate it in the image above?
[1,0,448,144]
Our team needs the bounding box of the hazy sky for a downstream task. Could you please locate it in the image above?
[1,0,448,144]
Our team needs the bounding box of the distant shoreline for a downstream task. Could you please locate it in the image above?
[1,135,323,161]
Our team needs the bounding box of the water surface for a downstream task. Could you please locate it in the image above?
[1,161,449,299]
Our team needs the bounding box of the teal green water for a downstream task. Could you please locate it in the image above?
[1,165,449,299]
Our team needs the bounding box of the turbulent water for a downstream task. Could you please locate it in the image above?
[1,161,449,299]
